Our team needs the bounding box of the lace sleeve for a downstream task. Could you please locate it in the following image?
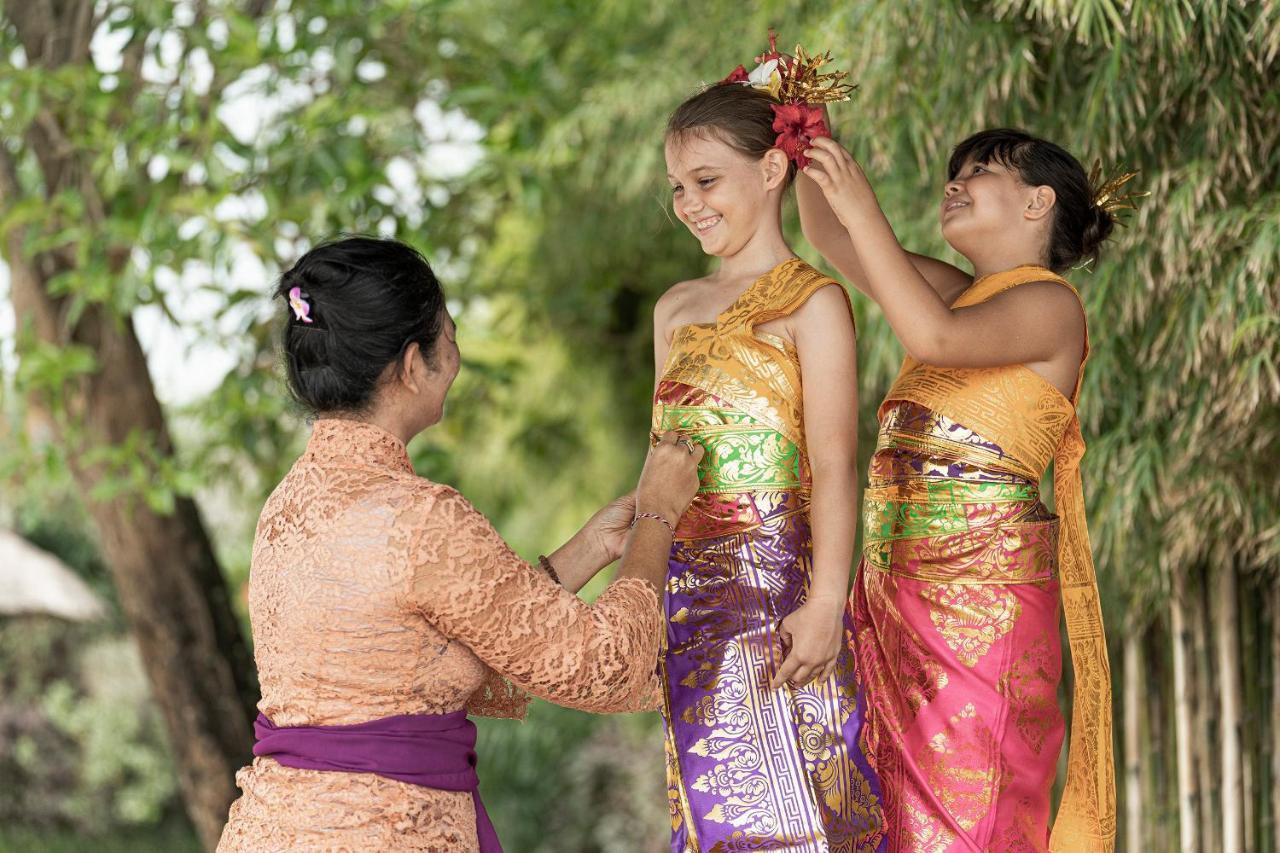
[407,487,664,714]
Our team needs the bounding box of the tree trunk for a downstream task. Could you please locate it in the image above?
[0,3,257,849]
[1171,569,1200,853]
[1215,564,1244,853]
[1124,624,1144,853]
[6,247,258,853]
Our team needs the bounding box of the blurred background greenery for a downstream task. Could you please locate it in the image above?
[1,1,1277,851]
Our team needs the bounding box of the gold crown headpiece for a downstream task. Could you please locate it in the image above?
[1087,159,1148,218]
[721,30,856,105]
[718,31,855,168]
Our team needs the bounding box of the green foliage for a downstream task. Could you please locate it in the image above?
[476,704,666,852]
[413,0,1280,607]
[0,620,183,838]
[0,820,200,853]
[42,676,179,826]
[2,0,1278,846]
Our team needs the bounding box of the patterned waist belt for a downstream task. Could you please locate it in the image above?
[865,476,1040,510]
[654,410,806,495]
[862,477,1058,585]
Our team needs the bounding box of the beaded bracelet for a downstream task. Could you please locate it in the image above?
[632,511,675,536]
[536,554,562,585]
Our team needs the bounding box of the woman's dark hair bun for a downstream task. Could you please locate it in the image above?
[275,236,444,414]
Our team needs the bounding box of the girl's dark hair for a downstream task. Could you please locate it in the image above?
[275,236,445,414]
[947,128,1114,272]
[667,83,796,186]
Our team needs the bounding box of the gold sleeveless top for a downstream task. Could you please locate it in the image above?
[654,257,851,540]
[883,264,1116,851]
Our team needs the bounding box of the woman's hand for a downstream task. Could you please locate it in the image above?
[636,431,704,527]
[800,136,877,232]
[552,434,701,592]
[583,491,638,564]
[768,595,845,690]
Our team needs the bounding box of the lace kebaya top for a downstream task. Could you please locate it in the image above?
[217,418,663,851]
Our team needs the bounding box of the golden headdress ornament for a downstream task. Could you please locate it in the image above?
[773,42,856,105]
[722,31,855,105]
[719,31,855,168]
[1087,159,1148,218]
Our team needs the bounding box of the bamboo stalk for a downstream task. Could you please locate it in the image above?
[1269,584,1279,853]
[1192,567,1218,853]
[1216,564,1244,853]
[1143,621,1167,852]
[1124,624,1144,853]
[1241,577,1259,853]
[1153,622,1172,853]
[1172,570,1200,853]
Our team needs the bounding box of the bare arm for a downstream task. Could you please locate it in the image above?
[793,285,859,605]
[653,289,677,394]
[801,137,1085,379]
[408,489,665,713]
[545,499,632,594]
[546,431,704,593]
[798,170,973,304]
[768,285,860,689]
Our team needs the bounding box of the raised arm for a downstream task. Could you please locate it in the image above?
[801,137,1084,387]
[798,170,972,304]
[408,487,665,714]
[409,437,700,714]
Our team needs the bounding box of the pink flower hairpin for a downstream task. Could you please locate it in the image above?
[288,286,314,324]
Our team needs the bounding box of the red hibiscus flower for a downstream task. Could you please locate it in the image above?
[771,103,830,169]
[721,64,749,84]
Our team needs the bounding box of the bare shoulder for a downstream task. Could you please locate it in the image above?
[991,280,1085,324]
[987,280,1087,367]
[654,278,706,335]
[788,281,855,346]
[655,278,703,311]
[791,281,853,325]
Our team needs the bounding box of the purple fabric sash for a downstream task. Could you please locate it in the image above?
[253,710,501,852]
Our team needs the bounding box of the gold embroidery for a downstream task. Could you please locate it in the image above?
[918,703,999,832]
[903,790,958,851]
[1000,634,1063,756]
[924,585,1023,667]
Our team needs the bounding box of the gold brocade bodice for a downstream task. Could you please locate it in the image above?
[652,258,854,540]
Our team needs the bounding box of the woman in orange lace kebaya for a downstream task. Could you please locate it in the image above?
[800,129,1136,850]
[217,237,703,852]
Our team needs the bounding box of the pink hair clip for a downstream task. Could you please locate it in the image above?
[288,286,314,324]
